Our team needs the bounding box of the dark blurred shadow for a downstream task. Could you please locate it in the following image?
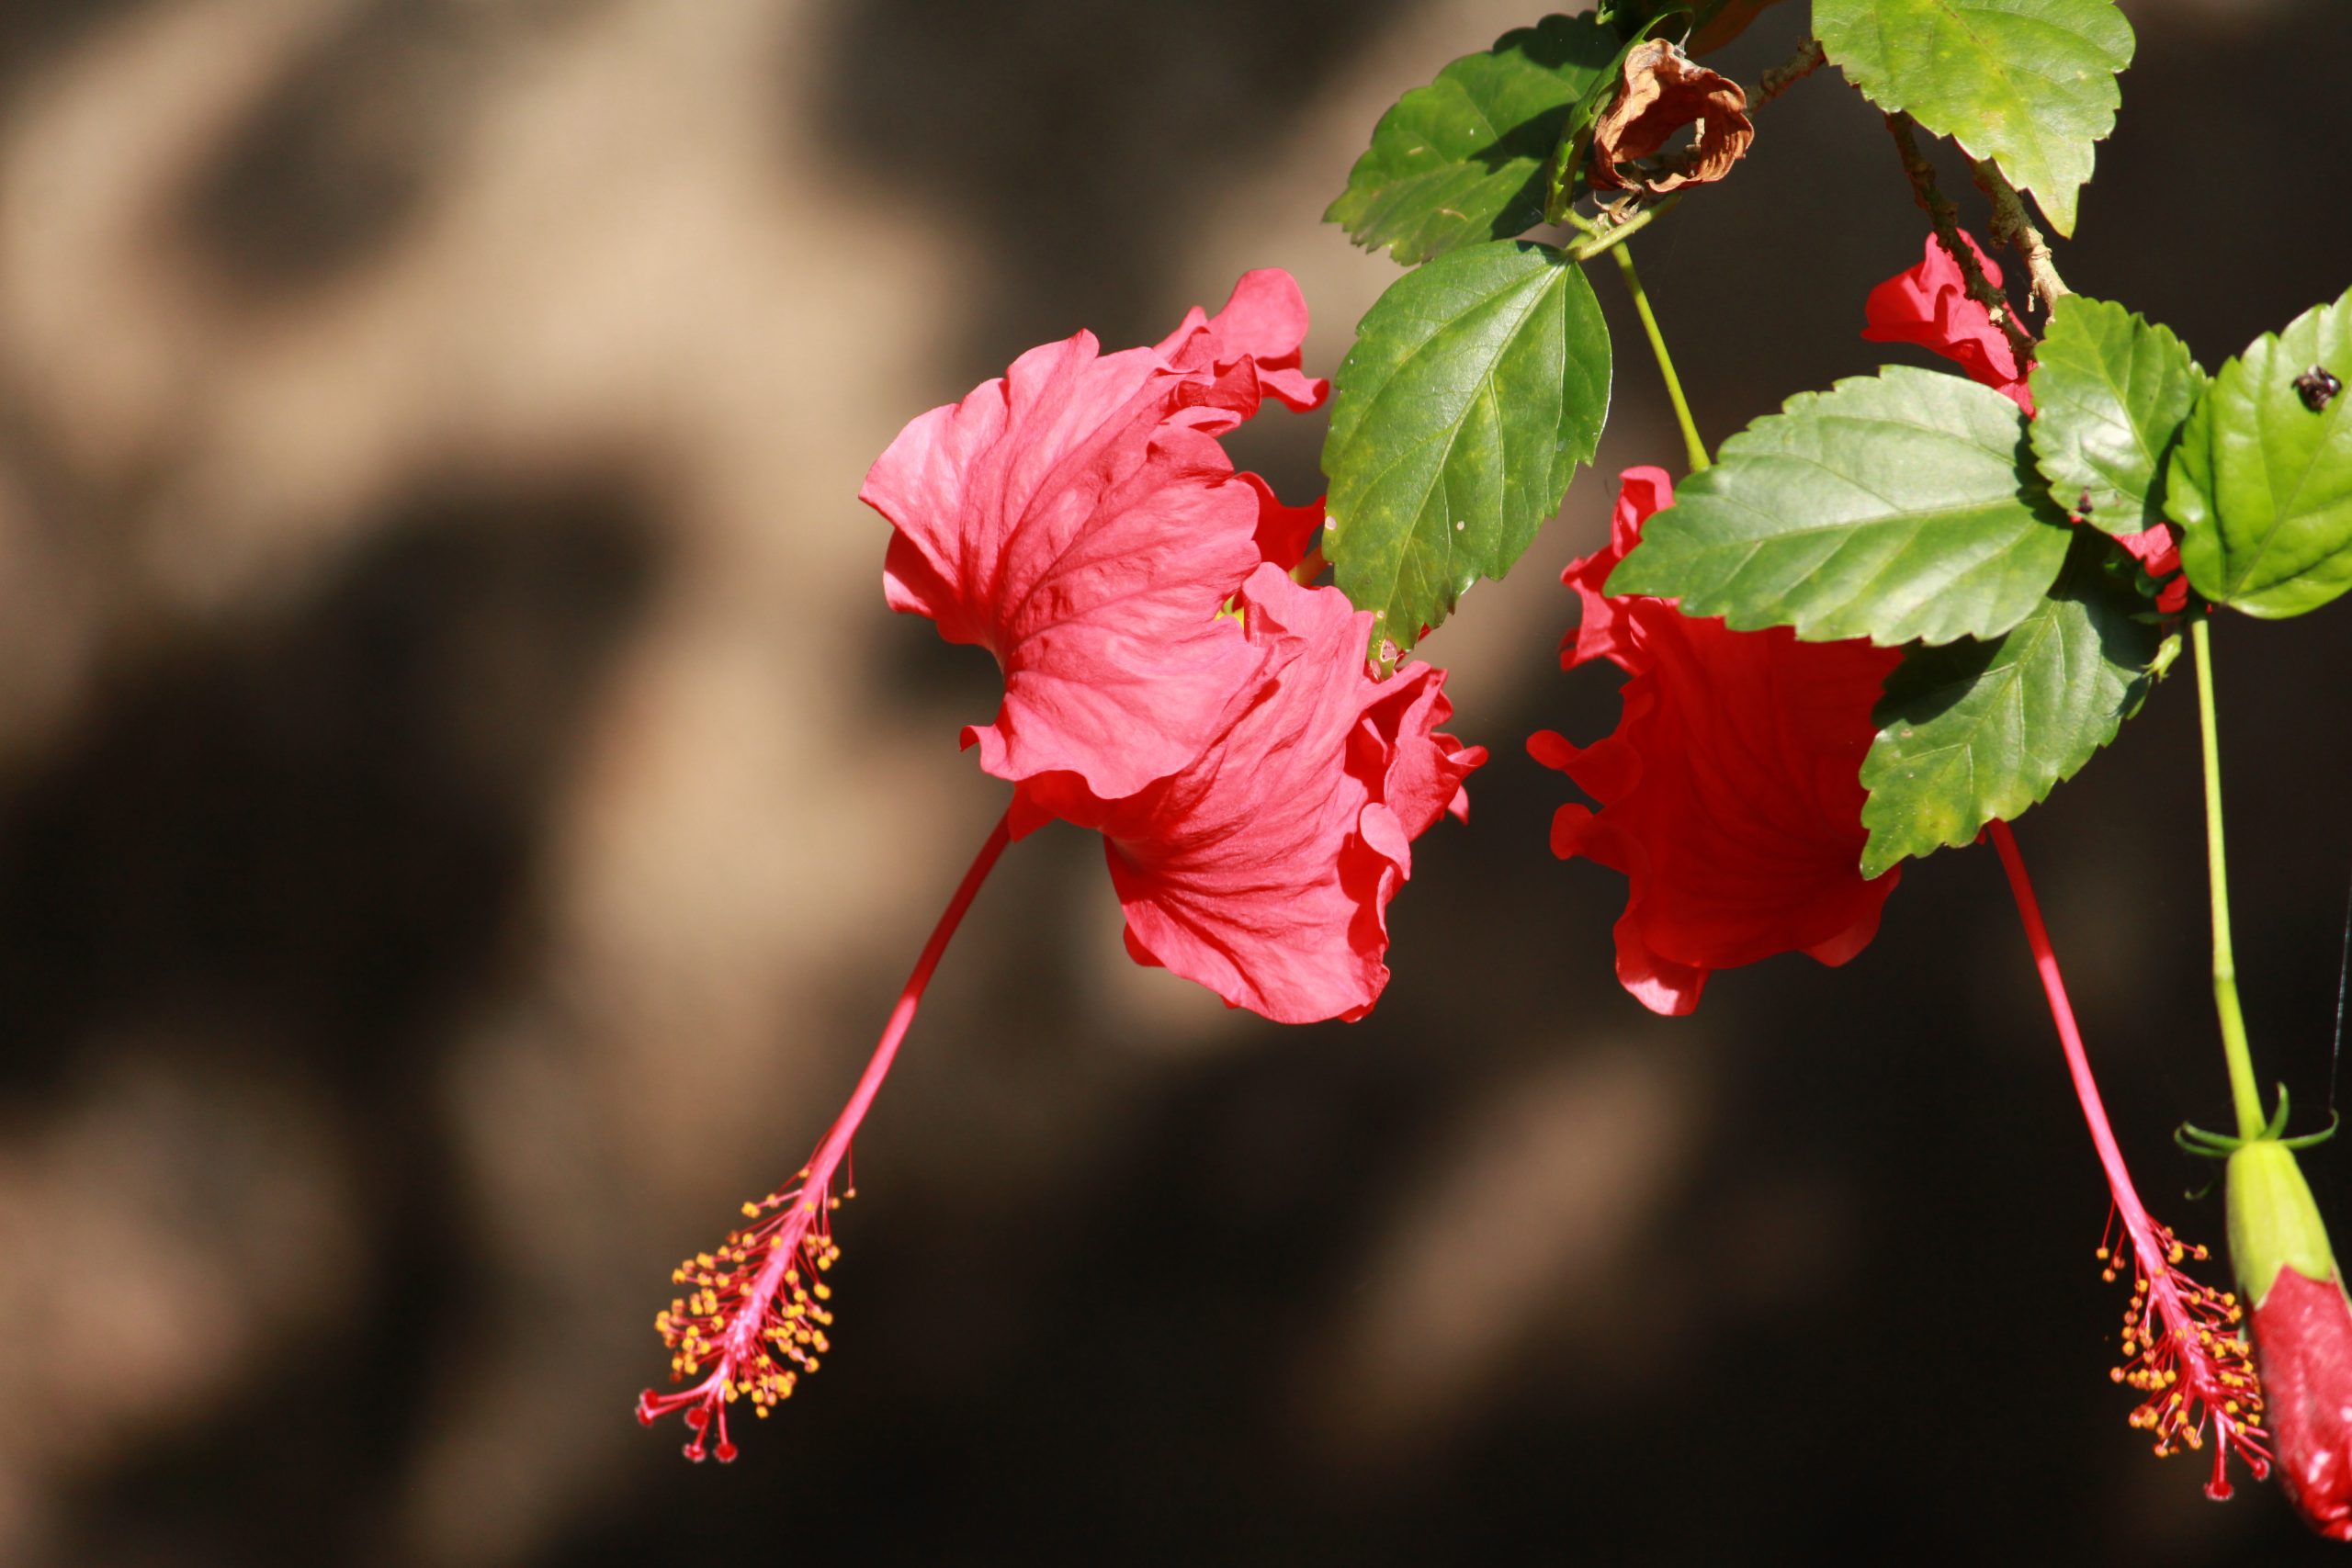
[14,464,662,1562]
[805,0,1414,373]
[0,0,152,109]
[177,0,606,295]
[0,467,662,1096]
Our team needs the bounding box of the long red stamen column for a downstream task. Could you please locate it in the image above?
[637,808,1015,1461]
[1989,819,2270,1496]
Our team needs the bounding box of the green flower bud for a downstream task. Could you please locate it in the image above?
[2226,1139,2337,1307]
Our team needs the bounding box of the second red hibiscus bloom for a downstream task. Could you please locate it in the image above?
[1530,467,1901,1014]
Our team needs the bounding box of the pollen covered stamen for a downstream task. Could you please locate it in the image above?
[635,1170,850,1464]
[2098,1208,2272,1499]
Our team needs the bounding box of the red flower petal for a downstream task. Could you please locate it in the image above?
[1862,231,2033,412]
[2252,1267,2352,1539]
[1532,468,1901,1015]
[1057,564,1482,1024]
[1154,268,1330,420]
[861,272,1323,805]
[2113,521,2181,580]
[1240,472,1328,575]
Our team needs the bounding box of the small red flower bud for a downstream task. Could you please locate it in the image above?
[2248,1266,2352,1538]
[2229,1137,2352,1537]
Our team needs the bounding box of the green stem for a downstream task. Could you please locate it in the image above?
[1610,243,1709,474]
[2190,615,2267,1142]
[1562,195,1679,263]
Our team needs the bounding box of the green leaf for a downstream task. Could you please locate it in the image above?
[1325,15,1620,266]
[2169,286,2352,618]
[1607,367,2073,646]
[1859,532,2159,874]
[2027,295,2204,536]
[1814,0,2134,237]
[1321,240,1611,659]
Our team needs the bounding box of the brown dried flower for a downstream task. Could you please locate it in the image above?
[1588,39,1754,197]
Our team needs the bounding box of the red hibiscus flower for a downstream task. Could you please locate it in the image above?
[1025,563,1484,1024]
[1862,230,2033,412]
[861,269,1328,803]
[1529,468,1900,1015]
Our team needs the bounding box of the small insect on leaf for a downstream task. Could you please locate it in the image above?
[2294,364,2343,412]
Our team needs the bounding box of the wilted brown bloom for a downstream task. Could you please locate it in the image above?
[1588,39,1754,197]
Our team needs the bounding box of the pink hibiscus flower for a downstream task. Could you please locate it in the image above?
[643,271,1480,1461]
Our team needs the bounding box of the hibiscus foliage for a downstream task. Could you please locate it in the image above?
[2027,295,2203,536]
[2170,287,2352,619]
[1325,14,1620,266]
[1812,0,2134,236]
[1605,367,2075,647]
[1322,241,1611,665]
[1301,9,2352,1522]
[1318,6,2352,876]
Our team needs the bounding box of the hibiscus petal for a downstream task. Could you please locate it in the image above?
[1094,565,1480,1024]
[1156,267,1329,420]
[1238,472,1327,574]
[864,276,1327,803]
[1862,231,2033,412]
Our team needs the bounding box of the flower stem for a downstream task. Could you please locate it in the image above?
[1988,819,2161,1238]
[1609,242,1710,474]
[1991,817,2274,1496]
[2190,615,2269,1143]
[639,805,1015,1459]
[816,805,1013,1177]
[1563,195,1680,264]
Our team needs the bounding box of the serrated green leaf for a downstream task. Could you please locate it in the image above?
[1859,532,2158,874]
[1607,367,2073,646]
[1321,241,1610,659]
[1814,0,2134,237]
[1325,15,1619,266]
[2169,286,2352,618]
[2028,295,2203,535]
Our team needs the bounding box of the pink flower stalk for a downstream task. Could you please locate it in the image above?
[1990,820,2270,1496]
[638,812,1012,1461]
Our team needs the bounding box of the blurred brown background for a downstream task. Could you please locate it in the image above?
[3,0,2351,1562]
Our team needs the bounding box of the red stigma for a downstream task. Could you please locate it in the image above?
[2098,1208,2272,1498]
[636,1174,848,1463]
